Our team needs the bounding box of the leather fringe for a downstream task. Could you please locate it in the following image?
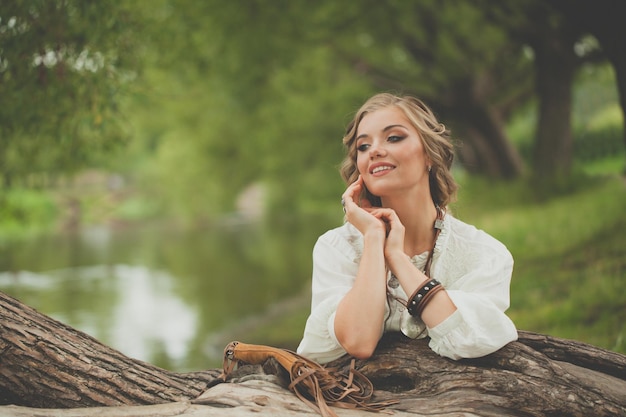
[219,341,396,417]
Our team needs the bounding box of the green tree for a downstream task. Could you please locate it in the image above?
[125,0,567,221]
[187,0,624,185]
[314,0,529,178]
[0,0,145,187]
[120,0,374,220]
[163,0,532,181]
[481,0,615,183]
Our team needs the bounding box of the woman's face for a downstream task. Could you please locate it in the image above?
[355,106,430,200]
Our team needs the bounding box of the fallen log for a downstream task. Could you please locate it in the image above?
[0,291,220,407]
[1,291,625,416]
[329,332,626,416]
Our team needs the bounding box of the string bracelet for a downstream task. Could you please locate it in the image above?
[407,279,442,317]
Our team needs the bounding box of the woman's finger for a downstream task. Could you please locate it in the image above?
[341,176,364,213]
[368,208,405,247]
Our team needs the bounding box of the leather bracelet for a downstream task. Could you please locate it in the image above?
[407,279,441,317]
[414,284,444,317]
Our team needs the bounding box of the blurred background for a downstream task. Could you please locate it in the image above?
[0,0,624,372]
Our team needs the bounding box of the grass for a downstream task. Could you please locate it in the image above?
[457,176,626,259]
[581,154,626,176]
[508,215,626,353]
[457,174,626,353]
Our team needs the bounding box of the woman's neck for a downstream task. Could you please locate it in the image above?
[383,195,438,257]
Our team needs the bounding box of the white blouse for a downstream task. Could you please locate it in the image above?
[296,214,518,364]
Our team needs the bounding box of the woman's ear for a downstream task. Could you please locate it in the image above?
[425,156,433,172]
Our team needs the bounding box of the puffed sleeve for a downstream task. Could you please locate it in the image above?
[296,227,360,364]
[427,221,518,360]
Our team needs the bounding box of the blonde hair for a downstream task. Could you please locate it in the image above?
[339,93,457,207]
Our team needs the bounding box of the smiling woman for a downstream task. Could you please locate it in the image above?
[297,93,518,364]
[354,107,431,202]
[342,94,457,209]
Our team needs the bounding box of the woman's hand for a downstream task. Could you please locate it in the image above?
[369,208,406,261]
[341,176,385,237]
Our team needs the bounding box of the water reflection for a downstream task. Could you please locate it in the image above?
[0,216,335,372]
[0,265,196,369]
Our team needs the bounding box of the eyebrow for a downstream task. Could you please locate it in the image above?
[356,124,408,142]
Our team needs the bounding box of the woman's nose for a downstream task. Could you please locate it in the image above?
[369,143,386,159]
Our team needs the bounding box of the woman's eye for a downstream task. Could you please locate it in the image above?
[388,135,405,142]
[356,143,370,152]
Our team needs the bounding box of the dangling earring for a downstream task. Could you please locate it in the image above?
[428,165,432,173]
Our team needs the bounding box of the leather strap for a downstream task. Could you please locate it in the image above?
[423,205,445,278]
[220,341,397,417]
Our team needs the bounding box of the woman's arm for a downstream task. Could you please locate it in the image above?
[333,229,387,359]
[386,251,457,328]
[333,176,390,359]
[378,208,458,329]
[426,226,518,359]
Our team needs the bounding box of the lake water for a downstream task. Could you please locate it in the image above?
[0,217,331,372]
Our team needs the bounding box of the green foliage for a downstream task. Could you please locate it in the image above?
[120,12,376,221]
[5,0,623,221]
[573,63,621,125]
[124,68,263,221]
[575,123,624,163]
[252,47,375,217]
[0,188,58,240]
[0,0,146,186]
[581,154,626,176]
[573,64,624,164]
[115,0,536,221]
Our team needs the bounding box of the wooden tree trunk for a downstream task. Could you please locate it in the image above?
[0,291,220,408]
[550,0,626,166]
[418,79,525,180]
[452,97,524,179]
[329,332,626,417]
[1,291,625,416]
[530,14,579,182]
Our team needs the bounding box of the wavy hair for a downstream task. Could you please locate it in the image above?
[339,93,458,207]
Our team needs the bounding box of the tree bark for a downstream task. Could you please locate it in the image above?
[0,291,220,408]
[409,81,524,180]
[335,332,626,416]
[1,291,625,416]
[607,47,626,164]
[442,80,525,179]
[550,0,626,165]
[529,16,579,182]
